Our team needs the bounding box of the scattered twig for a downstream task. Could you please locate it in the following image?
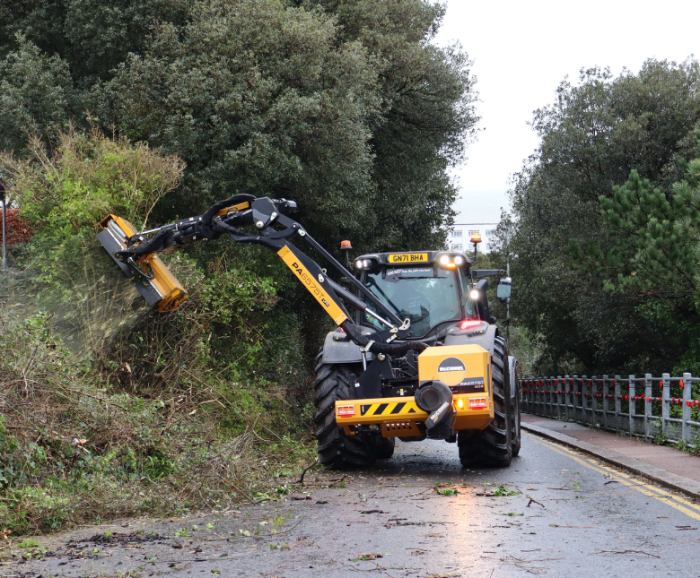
[594,549,660,558]
[328,474,347,487]
[549,524,598,528]
[295,457,319,485]
[526,495,545,508]
[148,557,232,564]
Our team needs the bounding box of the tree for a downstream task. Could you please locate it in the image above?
[0,0,191,86]
[94,0,477,252]
[509,60,700,375]
[306,0,478,249]
[1,0,478,368]
[0,36,77,154]
[1,0,476,253]
[575,129,700,373]
[97,0,381,244]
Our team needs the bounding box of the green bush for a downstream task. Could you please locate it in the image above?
[0,128,314,536]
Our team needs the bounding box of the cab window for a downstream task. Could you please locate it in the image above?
[363,267,461,336]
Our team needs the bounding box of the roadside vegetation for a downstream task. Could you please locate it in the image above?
[0,0,476,536]
[0,127,314,536]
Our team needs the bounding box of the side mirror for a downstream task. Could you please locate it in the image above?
[497,277,512,304]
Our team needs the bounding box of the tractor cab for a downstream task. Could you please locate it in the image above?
[353,251,477,337]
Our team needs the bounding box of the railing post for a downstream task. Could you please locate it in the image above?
[661,373,670,438]
[683,372,692,443]
[565,375,571,420]
[614,376,622,431]
[628,375,636,437]
[551,376,556,418]
[644,373,652,441]
[591,376,598,425]
[525,378,531,412]
[556,375,562,420]
[602,375,609,431]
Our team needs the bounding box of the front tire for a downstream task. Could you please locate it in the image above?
[372,436,395,460]
[313,362,377,468]
[458,336,513,467]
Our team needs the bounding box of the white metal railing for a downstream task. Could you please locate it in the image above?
[520,373,700,444]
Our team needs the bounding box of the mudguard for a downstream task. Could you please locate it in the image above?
[509,355,518,401]
[443,322,498,354]
[321,327,376,364]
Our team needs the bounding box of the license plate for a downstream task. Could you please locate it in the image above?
[387,253,428,264]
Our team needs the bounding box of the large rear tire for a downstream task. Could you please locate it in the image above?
[458,336,513,467]
[313,362,377,468]
[510,359,522,458]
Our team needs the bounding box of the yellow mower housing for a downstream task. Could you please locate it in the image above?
[97,215,187,312]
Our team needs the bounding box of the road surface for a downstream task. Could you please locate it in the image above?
[6,431,700,577]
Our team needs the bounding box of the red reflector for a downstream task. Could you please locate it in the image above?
[460,319,482,330]
[337,405,355,417]
[468,398,488,410]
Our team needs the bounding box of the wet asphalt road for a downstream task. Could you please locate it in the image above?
[6,431,700,578]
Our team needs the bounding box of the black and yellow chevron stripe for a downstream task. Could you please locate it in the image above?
[359,400,422,417]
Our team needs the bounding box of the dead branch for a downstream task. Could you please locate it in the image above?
[526,495,545,508]
[594,549,660,558]
[295,457,319,485]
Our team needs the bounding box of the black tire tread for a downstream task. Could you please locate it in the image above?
[313,363,377,468]
[511,360,522,457]
[458,336,513,467]
[372,436,395,460]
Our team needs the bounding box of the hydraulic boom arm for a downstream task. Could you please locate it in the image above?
[98,195,425,356]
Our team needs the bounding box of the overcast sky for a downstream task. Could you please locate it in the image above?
[435,0,699,225]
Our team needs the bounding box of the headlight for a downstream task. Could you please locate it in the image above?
[454,255,464,266]
[439,255,450,266]
[469,289,480,300]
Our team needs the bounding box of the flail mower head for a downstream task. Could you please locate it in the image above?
[97,215,187,312]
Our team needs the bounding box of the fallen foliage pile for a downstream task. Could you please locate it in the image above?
[0,310,315,536]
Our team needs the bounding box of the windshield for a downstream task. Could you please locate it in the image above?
[363,267,464,336]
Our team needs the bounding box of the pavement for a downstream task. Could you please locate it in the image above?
[522,413,700,498]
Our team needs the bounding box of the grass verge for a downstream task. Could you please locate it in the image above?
[0,310,315,537]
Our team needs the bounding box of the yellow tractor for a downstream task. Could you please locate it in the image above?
[97,195,520,468]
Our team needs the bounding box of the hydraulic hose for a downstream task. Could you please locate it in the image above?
[340,320,428,355]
